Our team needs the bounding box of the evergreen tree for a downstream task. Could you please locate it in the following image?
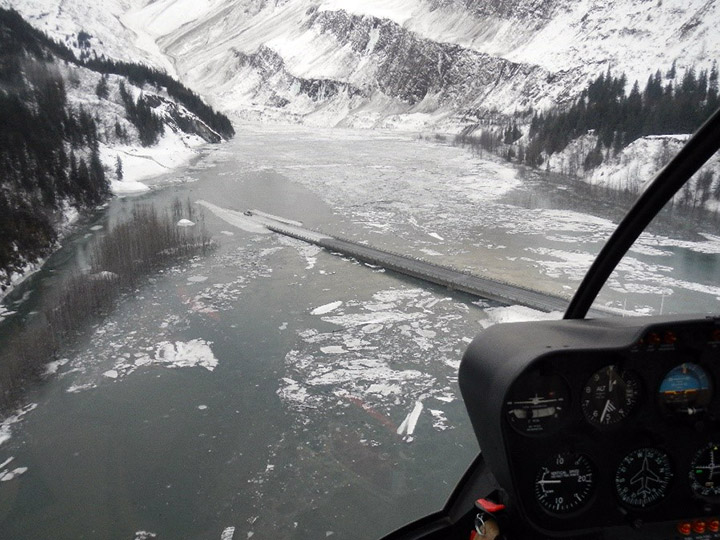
[95,74,109,99]
[115,155,123,180]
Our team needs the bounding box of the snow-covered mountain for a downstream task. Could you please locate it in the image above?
[4,0,719,129]
[0,7,232,296]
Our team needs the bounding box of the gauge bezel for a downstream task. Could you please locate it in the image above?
[657,361,713,419]
[581,364,642,428]
[614,447,674,509]
[504,370,572,436]
[689,441,720,500]
[534,452,597,516]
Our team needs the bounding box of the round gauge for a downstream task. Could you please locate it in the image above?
[615,448,673,508]
[535,452,595,514]
[689,442,720,499]
[505,372,570,434]
[581,365,641,426]
[658,363,712,417]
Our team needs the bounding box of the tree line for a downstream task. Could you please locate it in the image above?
[523,63,719,168]
[0,60,108,286]
[0,7,235,290]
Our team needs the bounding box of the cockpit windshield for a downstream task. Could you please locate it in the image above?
[0,2,718,540]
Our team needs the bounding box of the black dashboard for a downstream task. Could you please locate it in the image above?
[459,314,720,539]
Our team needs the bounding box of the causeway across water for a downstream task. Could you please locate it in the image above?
[247,210,605,316]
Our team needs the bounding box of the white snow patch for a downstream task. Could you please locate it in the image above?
[221,527,236,540]
[110,179,150,194]
[177,219,196,227]
[187,275,209,283]
[196,201,271,234]
[480,306,562,329]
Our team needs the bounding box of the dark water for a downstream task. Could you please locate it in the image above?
[0,127,718,539]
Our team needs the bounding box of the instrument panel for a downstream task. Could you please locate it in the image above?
[459,315,720,539]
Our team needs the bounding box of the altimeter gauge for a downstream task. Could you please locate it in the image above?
[581,365,641,426]
[505,372,570,434]
[689,442,720,499]
[615,448,673,508]
[534,452,596,514]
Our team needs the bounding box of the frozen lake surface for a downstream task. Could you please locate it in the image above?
[0,126,718,539]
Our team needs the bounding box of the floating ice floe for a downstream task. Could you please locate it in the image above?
[0,464,28,482]
[177,219,195,227]
[44,358,69,377]
[221,527,235,540]
[153,340,218,371]
[311,300,342,315]
[397,400,424,443]
[320,346,347,354]
[0,403,38,447]
[89,271,119,281]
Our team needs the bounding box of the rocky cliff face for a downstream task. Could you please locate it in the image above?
[4,0,720,129]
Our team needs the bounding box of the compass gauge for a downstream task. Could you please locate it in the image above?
[690,442,720,499]
[534,453,596,514]
[581,365,641,426]
[615,448,673,508]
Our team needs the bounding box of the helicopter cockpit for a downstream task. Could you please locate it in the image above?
[380,108,720,540]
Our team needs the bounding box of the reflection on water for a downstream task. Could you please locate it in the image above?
[0,127,719,539]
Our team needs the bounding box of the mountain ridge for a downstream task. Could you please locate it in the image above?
[5,0,720,130]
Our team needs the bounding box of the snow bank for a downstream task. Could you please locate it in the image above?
[590,135,720,211]
[480,306,562,329]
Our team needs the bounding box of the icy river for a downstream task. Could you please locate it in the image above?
[1,126,719,539]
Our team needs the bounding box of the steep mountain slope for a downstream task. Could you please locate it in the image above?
[0,7,232,295]
[4,0,719,129]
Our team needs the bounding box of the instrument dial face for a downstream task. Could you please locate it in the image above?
[505,372,570,434]
[689,442,720,499]
[615,448,673,508]
[581,365,641,426]
[658,363,712,417]
[534,453,596,514]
